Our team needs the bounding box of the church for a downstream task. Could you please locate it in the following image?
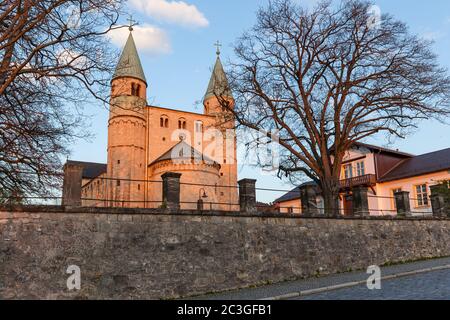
[67,27,239,211]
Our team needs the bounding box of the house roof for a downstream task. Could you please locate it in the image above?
[66,161,107,179]
[150,141,219,167]
[274,182,317,203]
[352,142,414,158]
[204,56,233,102]
[379,148,450,182]
[112,32,147,84]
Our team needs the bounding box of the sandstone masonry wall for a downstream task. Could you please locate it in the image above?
[1,207,450,299]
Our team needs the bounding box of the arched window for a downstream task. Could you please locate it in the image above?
[131,83,141,97]
[160,115,169,128]
[178,118,187,129]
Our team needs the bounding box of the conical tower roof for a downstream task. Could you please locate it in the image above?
[112,32,147,85]
[204,55,233,102]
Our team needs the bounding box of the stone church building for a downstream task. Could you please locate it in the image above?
[67,29,238,211]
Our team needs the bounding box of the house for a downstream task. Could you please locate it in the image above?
[275,143,450,216]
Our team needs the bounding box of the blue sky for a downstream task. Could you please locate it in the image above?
[72,0,450,202]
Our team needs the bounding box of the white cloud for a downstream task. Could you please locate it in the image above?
[420,30,444,42]
[130,0,209,28]
[108,24,171,55]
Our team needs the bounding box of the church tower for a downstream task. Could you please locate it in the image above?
[203,46,239,210]
[108,27,147,207]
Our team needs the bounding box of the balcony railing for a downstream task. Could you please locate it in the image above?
[339,174,377,190]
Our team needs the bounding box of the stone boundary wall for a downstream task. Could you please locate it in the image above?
[1,206,450,299]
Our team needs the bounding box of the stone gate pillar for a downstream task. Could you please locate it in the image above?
[353,186,370,217]
[430,185,448,217]
[238,179,257,213]
[300,184,318,216]
[62,162,83,207]
[394,191,411,217]
[161,172,182,211]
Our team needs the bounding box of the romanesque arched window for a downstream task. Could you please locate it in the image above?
[131,83,141,97]
[178,118,187,130]
[160,115,169,128]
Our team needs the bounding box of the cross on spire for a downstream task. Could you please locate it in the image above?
[127,15,136,32]
[214,40,222,56]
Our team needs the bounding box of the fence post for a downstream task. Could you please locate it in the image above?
[430,185,448,217]
[394,191,411,217]
[300,184,318,216]
[238,179,257,213]
[353,186,370,217]
[62,162,83,207]
[161,172,182,211]
[197,199,204,211]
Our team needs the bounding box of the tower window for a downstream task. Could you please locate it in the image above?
[138,184,141,191]
[131,83,141,96]
[117,180,120,187]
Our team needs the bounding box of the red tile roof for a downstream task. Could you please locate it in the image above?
[379,148,450,182]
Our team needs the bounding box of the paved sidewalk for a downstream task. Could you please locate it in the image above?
[191,257,450,300]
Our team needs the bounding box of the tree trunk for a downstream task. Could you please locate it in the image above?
[321,179,341,217]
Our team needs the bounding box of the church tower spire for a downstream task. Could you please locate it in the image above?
[203,43,238,211]
[108,26,148,208]
[112,31,147,86]
[203,43,233,108]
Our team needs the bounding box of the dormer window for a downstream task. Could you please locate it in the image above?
[356,161,365,176]
[344,164,353,179]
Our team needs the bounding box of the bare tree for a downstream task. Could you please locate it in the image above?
[219,0,450,215]
[0,0,125,200]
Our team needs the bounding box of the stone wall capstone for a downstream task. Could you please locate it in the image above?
[1,207,450,299]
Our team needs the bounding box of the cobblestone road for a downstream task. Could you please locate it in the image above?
[296,268,450,300]
[196,257,450,300]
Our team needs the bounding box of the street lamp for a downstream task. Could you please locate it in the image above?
[197,188,208,211]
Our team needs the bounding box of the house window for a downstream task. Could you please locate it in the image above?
[287,207,294,214]
[344,164,353,179]
[356,161,365,176]
[415,184,429,207]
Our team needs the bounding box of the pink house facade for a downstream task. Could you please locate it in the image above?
[275,143,450,216]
